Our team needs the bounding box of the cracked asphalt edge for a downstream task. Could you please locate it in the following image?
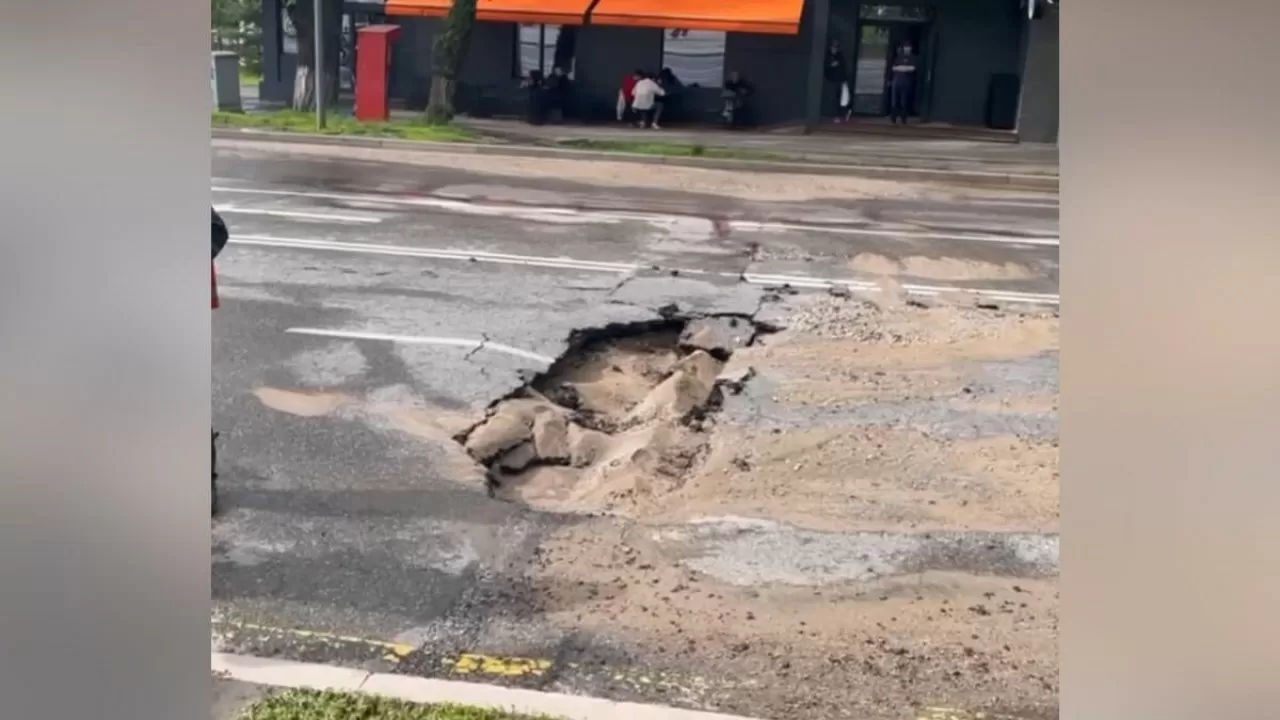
[211,617,1034,720]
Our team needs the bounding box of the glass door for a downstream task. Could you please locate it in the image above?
[851,24,891,115]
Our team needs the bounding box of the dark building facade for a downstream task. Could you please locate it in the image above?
[258,0,1058,143]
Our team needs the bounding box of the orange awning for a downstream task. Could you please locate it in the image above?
[383,0,449,18]
[478,0,591,25]
[587,0,805,35]
[384,0,592,25]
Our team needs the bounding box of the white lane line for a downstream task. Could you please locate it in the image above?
[216,205,383,224]
[730,220,1060,246]
[233,234,637,272]
[284,328,556,365]
[231,234,1059,306]
[213,185,1059,246]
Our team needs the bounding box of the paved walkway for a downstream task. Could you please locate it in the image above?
[452,116,1059,175]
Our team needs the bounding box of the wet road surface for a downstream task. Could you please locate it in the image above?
[211,143,1059,720]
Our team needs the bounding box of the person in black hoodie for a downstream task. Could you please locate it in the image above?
[653,67,684,127]
[824,38,848,121]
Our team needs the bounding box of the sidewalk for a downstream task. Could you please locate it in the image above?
[452,116,1059,176]
[213,652,761,720]
[226,85,1057,191]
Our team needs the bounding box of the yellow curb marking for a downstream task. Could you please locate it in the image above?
[918,708,1024,720]
[451,653,553,677]
[215,620,554,678]
[223,621,415,660]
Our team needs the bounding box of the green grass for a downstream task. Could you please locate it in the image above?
[240,70,263,87]
[212,110,478,143]
[239,688,558,720]
[556,138,784,162]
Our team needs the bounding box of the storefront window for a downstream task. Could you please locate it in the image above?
[661,29,726,88]
[517,25,574,77]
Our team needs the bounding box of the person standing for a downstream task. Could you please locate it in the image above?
[889,42,918,125]
[824,39,848,122]
[545,65,571,122]
[721,70,753,127]
[630,71,665,129]
[653,67,683,128]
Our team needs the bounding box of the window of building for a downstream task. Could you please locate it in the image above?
[516,24,575,78]
[660,29,726,88]
[857,5,934,22]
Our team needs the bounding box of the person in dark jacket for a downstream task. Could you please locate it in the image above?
[545,65,572,122]
[889,43,919,124]
[653,67,684,127]
[824,39,848,121]
[522,70,547,125]
[721,71,754,127]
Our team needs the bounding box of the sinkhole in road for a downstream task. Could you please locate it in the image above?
[453,310,777,514]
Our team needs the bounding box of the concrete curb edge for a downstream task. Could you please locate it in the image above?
[210,128,1059,192]
[212,651,763,720]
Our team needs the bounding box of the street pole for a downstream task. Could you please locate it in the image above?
[314,0,326,129]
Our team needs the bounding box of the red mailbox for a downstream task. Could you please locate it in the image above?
[355,24,401,122]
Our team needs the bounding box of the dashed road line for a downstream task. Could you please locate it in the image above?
[215,205,385,224]
[212,185,1059,246]
[283,327,557,365]
[229,234,1059,306]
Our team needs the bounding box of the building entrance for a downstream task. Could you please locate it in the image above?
[849,5,934,118]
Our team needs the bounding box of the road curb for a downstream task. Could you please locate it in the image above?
[210,128,1059,193]
[212,651,762,720]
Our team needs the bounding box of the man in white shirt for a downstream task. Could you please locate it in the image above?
[630,71,666,129]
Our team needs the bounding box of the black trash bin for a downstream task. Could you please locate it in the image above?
[986,72,1021,130]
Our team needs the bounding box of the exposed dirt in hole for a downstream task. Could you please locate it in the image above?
[453,315,770,513]
[653,429,1060,533]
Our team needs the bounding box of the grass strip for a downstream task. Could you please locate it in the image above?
[213,110,477,143]
[555,138,783,161]
[239,688,560,720]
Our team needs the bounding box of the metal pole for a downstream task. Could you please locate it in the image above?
[314,0,326,129]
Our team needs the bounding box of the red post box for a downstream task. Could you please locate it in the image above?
[355,25,402,123]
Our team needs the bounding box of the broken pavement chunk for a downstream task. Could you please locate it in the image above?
[532,412,571,462]
[497,441,539,473]
[568,423,613,468]
[627,351,720,424]
[464,410,532,463]
[678,316,751,360]
[715,365,757,395]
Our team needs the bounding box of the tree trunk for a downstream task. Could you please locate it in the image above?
[286,0,342,112]
[424,0,477,123]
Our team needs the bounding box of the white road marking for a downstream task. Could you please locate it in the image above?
[730,220,1059,246]
[230,234,1059,306]
[284,328,556,365]
[212,185,1059,246]
[234,234,637,272]
[215,205,384,224]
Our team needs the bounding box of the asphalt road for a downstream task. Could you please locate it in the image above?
[211,144,1059,719]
